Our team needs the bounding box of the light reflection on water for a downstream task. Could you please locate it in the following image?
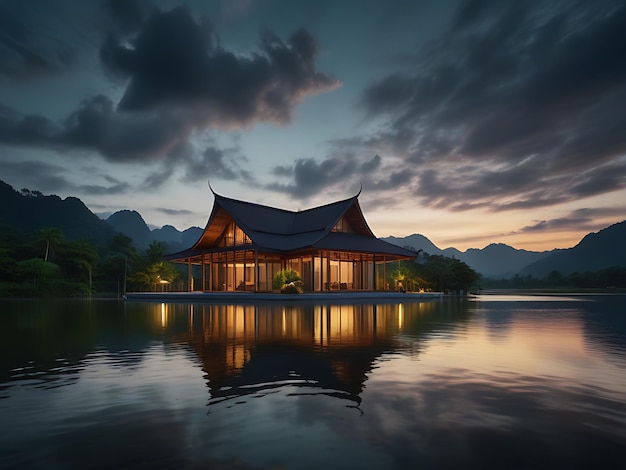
[0,296,625,469]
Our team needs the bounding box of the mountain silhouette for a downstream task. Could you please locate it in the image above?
[519,221,626,277]
[106,210,153,249]
[382,235,549,278]
[104,210,203,252]
[0,181,117,245]
[2,180,624,276]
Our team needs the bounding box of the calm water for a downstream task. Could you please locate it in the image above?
[1,295,625,469]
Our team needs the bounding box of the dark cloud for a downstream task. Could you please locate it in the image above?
[0,2,75,80]
[268,157,352,198]
[77,182,131,195]
[0,5,340,192]
[360,154,381,173]
[408,158,626,212]
[268,154,374,198]
[183,145,252,183]
[1,160,71,192]
[0,97,189,163]
[517,207,626,234]
[0,103,61,146]
[140,167,175,191]
[103,0,152,35]
[267,152,409,199]
[0,159,131,196]
[360,0,626,212]
[60,95,191,162]
[100,6,341,126]
[569,161,626,198]
[156,208,195,216]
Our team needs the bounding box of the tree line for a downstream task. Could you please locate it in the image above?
[482,268,626,289]
[0,225,180,297]
[387,250,481,294]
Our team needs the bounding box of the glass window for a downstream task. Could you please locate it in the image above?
[331,217,353,233]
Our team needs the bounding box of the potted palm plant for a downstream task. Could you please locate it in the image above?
[273,269,304,294]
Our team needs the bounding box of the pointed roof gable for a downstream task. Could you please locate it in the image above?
[214,192,367,235]
[166,189,416,259]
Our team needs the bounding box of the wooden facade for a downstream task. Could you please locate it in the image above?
[165,190,416,292]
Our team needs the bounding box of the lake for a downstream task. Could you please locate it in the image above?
[1,294,625,469]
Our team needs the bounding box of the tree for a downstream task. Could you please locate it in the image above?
[35,227,64,262]
[130,261,180,291]
[98,234,141,294]
[419,254,480,293]
[0,241,18,282]
[145,241,165,264]
[57,240,99,291]
[17,258,61,288]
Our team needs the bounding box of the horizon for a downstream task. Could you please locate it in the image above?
[14,179,616,254]
[6,174,625,254]
[1,1,625,253]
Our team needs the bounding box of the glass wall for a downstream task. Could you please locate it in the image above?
[186,250,398,292]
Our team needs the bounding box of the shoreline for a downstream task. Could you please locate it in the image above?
[124,291,444,304]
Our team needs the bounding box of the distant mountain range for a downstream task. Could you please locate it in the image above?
[518,220,626,278]
[105,210,202,252]
[382,221,626,278]
[0,180,118,245]
[382,234,549,278]
[1,180,624,278]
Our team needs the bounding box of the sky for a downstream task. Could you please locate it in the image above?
[1,0,625,252]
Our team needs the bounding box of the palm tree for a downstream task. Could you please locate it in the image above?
[145,241,165,264]
[35,227,64,262]
[58,240,99,292]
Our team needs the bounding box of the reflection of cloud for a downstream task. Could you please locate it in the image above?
[50,407,190,469]
[361,369,626,468]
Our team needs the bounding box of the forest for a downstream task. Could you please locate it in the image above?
[0,224,484,297]
[3,223,621,298]
[0,225,180,297]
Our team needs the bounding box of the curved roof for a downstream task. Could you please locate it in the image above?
[165,190,417,260]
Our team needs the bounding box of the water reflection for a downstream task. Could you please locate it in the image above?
[159,302,456,408]
[1,300,458,404]
[2,297,626,469]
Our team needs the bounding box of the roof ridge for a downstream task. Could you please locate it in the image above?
[214,190,359,214]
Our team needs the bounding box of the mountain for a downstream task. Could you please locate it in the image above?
[152,224,204,253]
[0,181,117,245]
[182,226,204,247]
[104,210,203,252]
[382,234,549,277]
[519,221,626,277]
[459,244,549,278]
[383,234,443,255]
[3,180,623,274]
[106,210,152,248]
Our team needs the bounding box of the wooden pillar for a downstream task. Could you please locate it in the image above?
[360,254,364,290]
[326,251,331,291]
[372,254,376,290]
[208,253,213,291]
[201,254,205,292]
[383,255,387,290]
[243,250,247,292]
[187,259,192,292]
[254,250,259,292]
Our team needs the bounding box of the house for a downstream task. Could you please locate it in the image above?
[165,188,416,292]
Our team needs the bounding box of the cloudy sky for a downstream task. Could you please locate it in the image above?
[1,0,625,251]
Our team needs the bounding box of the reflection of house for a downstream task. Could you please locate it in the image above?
[181,303,403,406]
[165,188,416,292]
